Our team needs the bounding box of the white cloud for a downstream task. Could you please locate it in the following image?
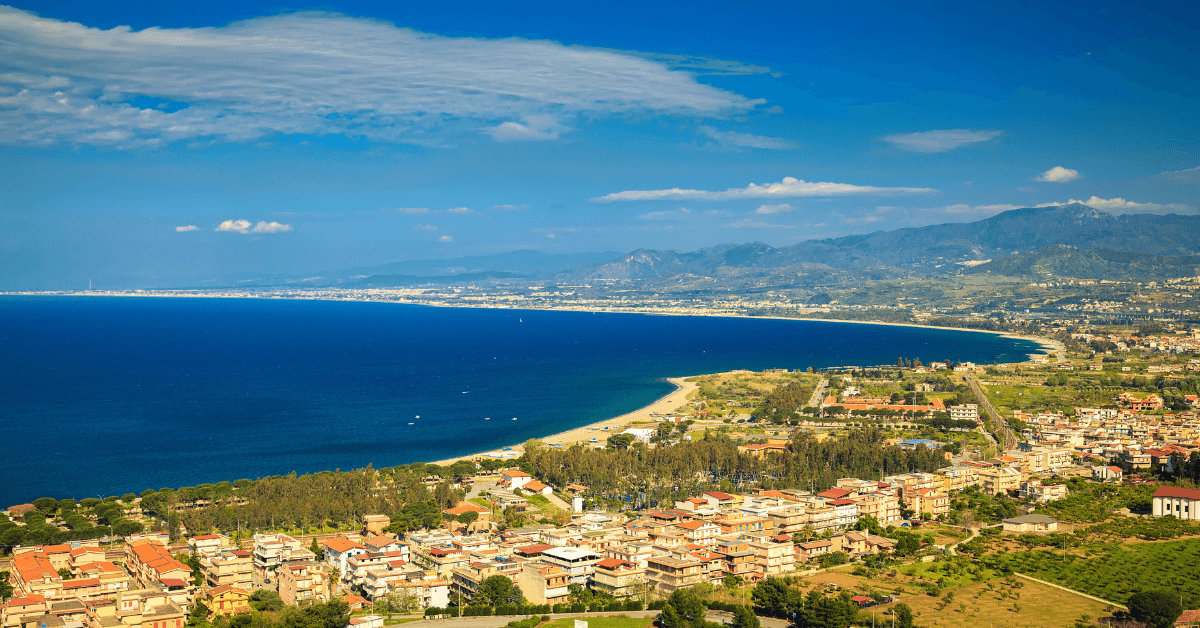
[699,126,796,150]
[251,221,292,233]
[595,176,935,202]
[0,8,758,147]
[883,129,1002,152]
[215,219,291,233]
[438,235,453,243]
[444,207,473,214]
[755,203,793,215]
[215,219,253,233]
[1035,166,1081,183]
[392,207,430,214]
[174,225,199,232]
[729,218,794,229]
[484,115,570,142]
[414,223,438,231]
[493,204,529,211]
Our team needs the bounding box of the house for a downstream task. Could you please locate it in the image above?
[321,537,368,581]
[278,562,330,606]
[979,467,1022,495]
[537,547,600,584]
[673,521,721,547]
[498,470,532,491]
[362,515,391,536]
[204,585,251,617]
[1152,486,1200,520]
[522,481,553,495]
[342,594,368,612]
[1001,514,1059,533]
[1093,465,1124,482]
[1018,480,1069,503]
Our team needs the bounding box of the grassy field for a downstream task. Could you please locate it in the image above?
[541,617,654,628]
[793,563,1109,628]
[989,540,1200,608]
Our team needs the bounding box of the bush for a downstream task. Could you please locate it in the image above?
[552,604,568,614]
[496,605,519,616]
[462,606,493,617]
[624,600,644,611]
[570,603,586,613]
[648,600,667,611]
[424,608,445,617]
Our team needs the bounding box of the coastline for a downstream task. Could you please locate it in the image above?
[430,376,698,465]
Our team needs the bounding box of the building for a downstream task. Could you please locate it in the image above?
[590,559,645,599]
[200,550,253,590]
[950,404,979,422]
[204,585,250,617]
[538,547,600,585]
[979,467,1022,495]
[1001,514,1059,533]
[1152,486,1200,520]
[278,562,331,606]
[673,521,721,546]
[252,534,315,579]
[1018,480,1069,503]
[517,562,569,605]
[498,470,532,491]
[362,515,391,535]
[645,555,702,592]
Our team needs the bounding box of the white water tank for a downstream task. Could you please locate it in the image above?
[572,496,584,512]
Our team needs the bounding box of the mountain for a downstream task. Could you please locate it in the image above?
[966,245,1200,281]
[326,249,622,282]
[560,204,1200,283]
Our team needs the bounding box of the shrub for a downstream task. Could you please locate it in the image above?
[648,600,667,610]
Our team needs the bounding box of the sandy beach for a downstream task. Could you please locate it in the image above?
[431,376,698,465]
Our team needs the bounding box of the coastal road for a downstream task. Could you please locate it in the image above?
[416,611,789,628]
[808,379,828,408]
[966,376,1015,451]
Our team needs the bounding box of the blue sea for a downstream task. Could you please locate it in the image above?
[0,296,1040,504]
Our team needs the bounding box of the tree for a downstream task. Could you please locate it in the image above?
[664,588,706,628]
[606,433,635,450]
[731,605,760,628]
[473,575,522,606]
[249,589,284,612]
[32,498,58,513]
[0,571,13,601]
[891,603,914,628]
[57,568,73,580]
[658,603,684,628]
[456,511,479,526]
[656,422,675,439]
[310,538,324,561]
[1127,590,1183,628]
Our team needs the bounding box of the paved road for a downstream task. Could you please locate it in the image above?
[416,609,789,628]
[966,376,1015,451]
[808,379,828,408]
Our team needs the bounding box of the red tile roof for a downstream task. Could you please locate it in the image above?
[1154,486,1200,500]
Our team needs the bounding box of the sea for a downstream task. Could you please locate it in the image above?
[0,296,1041,504]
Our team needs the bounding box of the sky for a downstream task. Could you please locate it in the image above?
[1,0,1198,289]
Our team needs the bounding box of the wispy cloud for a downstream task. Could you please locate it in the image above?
[493,204,530,211]
[444,207,473,214]
[1160,166,1200,185]
[595,176,935,202]
[390,207,472,215]
[1034,166,1081,183]
[392,207,430,214]
[438,235,453,243]
[699,126,796,150]
[883,129,1002,152]
[1049,196,1195,215]
[638,208,692,220]
[215,219,292,233]
[0,8,760,148]
[414,223,438,231]
[729,218,794,229]
[174,225,199,232]
[755,203,793,215]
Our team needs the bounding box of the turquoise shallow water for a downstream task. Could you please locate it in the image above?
[0,296,1039,504]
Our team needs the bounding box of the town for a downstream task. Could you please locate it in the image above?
[4,323,1200,628]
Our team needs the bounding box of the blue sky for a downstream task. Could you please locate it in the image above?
[1,0,1198,288]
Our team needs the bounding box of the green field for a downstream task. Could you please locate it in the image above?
[542,616,653,628]
[988,540,1200,607]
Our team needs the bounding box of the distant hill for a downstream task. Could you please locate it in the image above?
[559,204,1200,282]
[966,245,1200,281]
[355,271,524,287]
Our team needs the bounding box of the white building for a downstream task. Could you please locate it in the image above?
[1152,486,1200,520]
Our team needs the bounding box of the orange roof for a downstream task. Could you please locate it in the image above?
[595,558,632,569]
[323,537,366,553]
[63,578,101,590]
[501,470,531,478]
[5,595,45,608]
[524,481,548,492]
[444,501,488,515]
[674,520,711,531]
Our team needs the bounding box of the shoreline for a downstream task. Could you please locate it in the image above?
[430,376,698,466]
[4,289,1061,356]
[2,292,1057,489]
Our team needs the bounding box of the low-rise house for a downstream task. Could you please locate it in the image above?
[252,534,315,579]
[673,521,721,546]
[1092,465,1124,482]
[538,547,600,585]
[645,555,702,592]
[1001,514,1059,533]
[979,467,1022,495]
[498,470,532,491]
[1019,480,1069,503]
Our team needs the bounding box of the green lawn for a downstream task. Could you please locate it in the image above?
[527,494,552,509]
[989,540,1200,607]
[542,617,653,628]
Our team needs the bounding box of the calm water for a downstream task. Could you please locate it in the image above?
[0,296,1040,504]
